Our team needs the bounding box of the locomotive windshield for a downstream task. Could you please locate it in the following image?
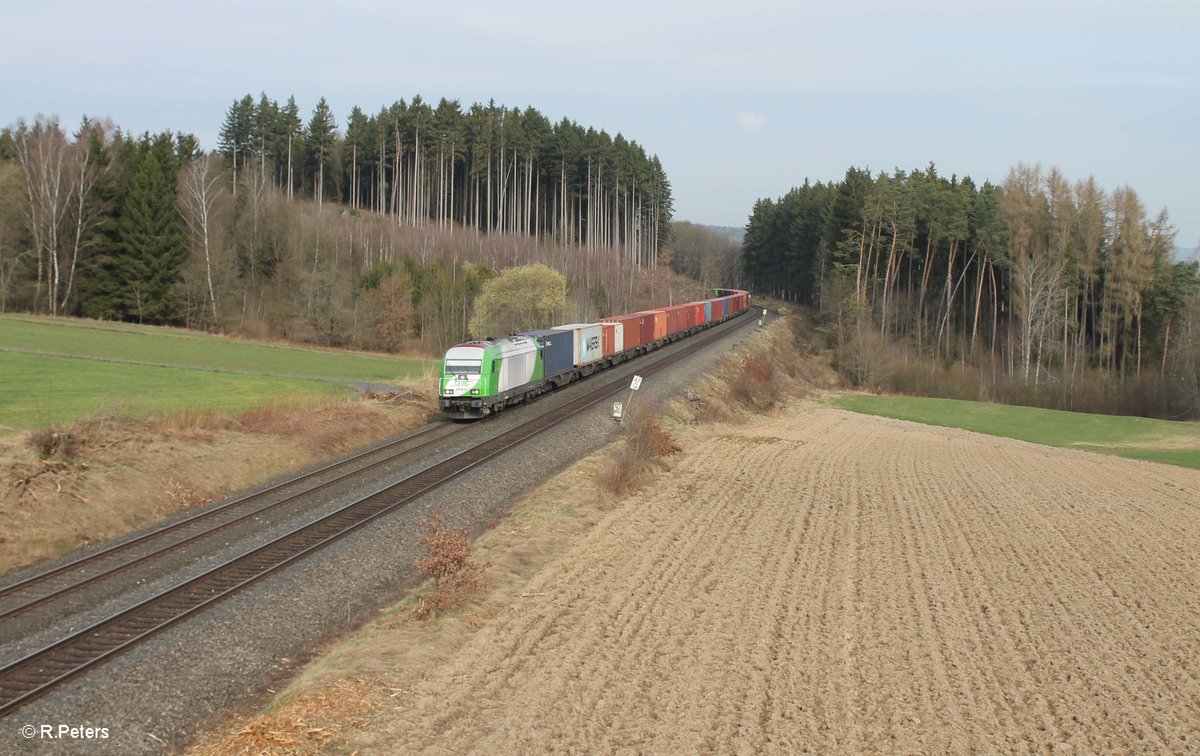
[445,360,482,375]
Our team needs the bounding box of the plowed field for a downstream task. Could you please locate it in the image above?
[360,406,1200,752]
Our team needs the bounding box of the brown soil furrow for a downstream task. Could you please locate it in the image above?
[881,444,988,750]
[891,441,1008,750]
[949,446,1167,747]
[954,441,1200,746]
[920,441,1048,743]
[766,423,847,750]
[566,444,785,749]
[356,406,1200,753]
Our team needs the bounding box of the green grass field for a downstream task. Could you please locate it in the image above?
[0,314,436,432]
[829,393,1200,470]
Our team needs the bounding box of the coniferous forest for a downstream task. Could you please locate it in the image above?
[0,94,674,352]
[743,165,1200,418]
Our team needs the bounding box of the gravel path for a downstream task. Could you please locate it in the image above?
[0,315,758,754]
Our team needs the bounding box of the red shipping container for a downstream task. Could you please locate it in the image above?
[635,310,667,341]
[601,314,643,351]
[688,302,705,326]
[663,304,689,336]
[600,323,618,357]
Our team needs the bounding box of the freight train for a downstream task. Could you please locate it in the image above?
[439,289,749,419]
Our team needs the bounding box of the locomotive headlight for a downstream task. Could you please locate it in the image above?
[471,389,479,395]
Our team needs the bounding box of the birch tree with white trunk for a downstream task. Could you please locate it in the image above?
[179,154,224,323]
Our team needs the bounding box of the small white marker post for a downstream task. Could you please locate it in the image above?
[620,374,643,425]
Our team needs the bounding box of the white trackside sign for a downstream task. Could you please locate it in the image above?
[630,375,643,391]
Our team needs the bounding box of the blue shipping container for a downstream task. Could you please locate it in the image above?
[521,328,574,378]
[704,301,712,323]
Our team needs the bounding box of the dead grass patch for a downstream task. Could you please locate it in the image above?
[678,305,827,425]
[0,388,433,578]
[187,447,621,754]
[190,677,378,756]
[27,427,78,460]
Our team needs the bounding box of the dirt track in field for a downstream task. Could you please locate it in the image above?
[356,406,1200,753]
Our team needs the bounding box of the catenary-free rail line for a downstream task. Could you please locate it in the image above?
[0,308,755,717]
[0,421,462,622]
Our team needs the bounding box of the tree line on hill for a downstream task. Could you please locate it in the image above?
[216,94,671,269]
[0,96,682,353]
[743,164,1200,417]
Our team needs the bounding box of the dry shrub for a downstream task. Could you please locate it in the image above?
[886,360,983,401]
[27,428,76,460]
[413,514,491,619]
[834,324,898,389]
[147,410,224,442]
[597,409,681,494]
[625,409,682,459]
[727,353,781,411]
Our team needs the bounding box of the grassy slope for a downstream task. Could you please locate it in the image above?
[0,314,436,431]
[0,352,348,429]
[0,315,429,380]
[830,393,1200,470]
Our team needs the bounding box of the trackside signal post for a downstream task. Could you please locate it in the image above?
[614,374,643,423]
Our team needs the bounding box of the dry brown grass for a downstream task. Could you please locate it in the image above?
[27,427,78,460]
[677,305,831,427]
[187,448,621,755]
[190,677,378,756]
[0,390,433,578]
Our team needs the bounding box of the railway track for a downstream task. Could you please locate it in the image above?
[0,308,757,717]
[0,420,462,624]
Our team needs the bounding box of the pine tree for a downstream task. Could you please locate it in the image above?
[307,98,337,208]
[280,96,302,199]
[217,95,255,194]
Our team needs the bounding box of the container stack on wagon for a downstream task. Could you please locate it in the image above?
[439,288,751,418]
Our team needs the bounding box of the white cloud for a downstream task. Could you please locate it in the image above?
[736,111,766,130]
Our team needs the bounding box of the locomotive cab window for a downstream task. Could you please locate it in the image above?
[445,360,482,375]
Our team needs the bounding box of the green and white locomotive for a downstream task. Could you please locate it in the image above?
[439,335,545,419]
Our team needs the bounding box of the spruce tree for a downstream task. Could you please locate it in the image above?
[307,98,337,207]
[85,134,186,323]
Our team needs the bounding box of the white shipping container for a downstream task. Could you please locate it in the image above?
[553,322,604,366]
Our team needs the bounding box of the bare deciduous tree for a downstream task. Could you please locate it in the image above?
[12,116,110,315]
[179,155,224,323]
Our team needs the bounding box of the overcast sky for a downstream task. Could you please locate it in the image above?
[3,0,1197,249]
